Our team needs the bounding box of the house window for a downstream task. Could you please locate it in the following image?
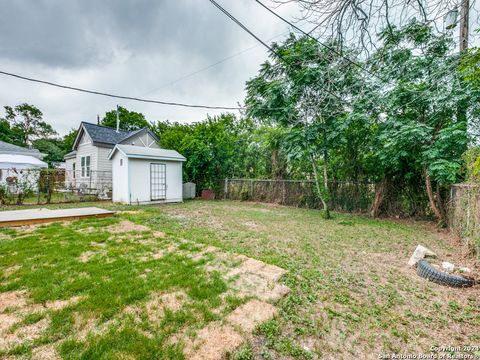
[120,159,123,166]
[72,162,76,179]
[81,156,91,178]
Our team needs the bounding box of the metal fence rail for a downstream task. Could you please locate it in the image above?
[0,168,113,205]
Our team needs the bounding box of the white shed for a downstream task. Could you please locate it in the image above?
[108,144,186,205]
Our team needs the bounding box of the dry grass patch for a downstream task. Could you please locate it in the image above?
[45,295,83,310]
[145,291,188,324]
[116,210,144,215]
[107,220,150,233]
[183,323,244,360]
[31,344,61,360]
[226,299,277,333]
[78,250,105,263]
[0,291,27,312]
[0,318,49,351]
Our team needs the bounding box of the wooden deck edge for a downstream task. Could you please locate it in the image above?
[0,212,114,228]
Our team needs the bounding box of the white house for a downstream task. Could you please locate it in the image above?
[0,140,47,190]
[64,122,160,190]
[64,122,186,204]
[108,145,185,205]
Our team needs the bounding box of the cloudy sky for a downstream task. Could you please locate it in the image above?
[0,0,300,135]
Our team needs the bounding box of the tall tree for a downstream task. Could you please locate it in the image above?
[245,35,363,217]
[101,106,150,131]
[62,129,78,152]
[3,103,56,146]
[369,21,475,223]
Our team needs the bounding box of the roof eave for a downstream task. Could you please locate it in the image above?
[122,154,186,162]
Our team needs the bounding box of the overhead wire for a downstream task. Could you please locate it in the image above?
[0,70,243,111]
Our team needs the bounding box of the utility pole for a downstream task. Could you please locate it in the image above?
[460,0,470,52]
[116,105,120,133]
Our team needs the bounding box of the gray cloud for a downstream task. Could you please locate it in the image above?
[0,0,299,134]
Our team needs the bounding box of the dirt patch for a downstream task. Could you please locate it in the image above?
[91,241,107,248]
[226,300,277,333]
[153,231,166,238]
[0,318,49,351]
[0,313,19,333]
[183,323,244,360]
[3,265,21,277]
[225,257,290,301]
[107,220,150,234]
[116,210,143,215]
[232,273,290,302]
[78,227,100,234]
[78,250,105,263]
[243,221,260,231]
[0,291,27,312]
[31,344,61,360]
[45,296,83,310]
[145,291,187,324]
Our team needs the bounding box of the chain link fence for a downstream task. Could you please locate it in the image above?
[222,178,375,213]
[449,183,480,256]
[0,168,112,205]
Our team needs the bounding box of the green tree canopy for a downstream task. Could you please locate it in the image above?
[2,103,56,146]
[101,107,151,131]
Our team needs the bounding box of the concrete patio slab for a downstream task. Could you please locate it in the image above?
[0,207,114,227]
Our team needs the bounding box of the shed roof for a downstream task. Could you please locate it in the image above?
[108,144,186,161]
[0,141,44,159]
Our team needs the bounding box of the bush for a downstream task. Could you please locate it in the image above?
[463,147,480,182]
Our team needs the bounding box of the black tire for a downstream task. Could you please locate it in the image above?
[417,260,475,288]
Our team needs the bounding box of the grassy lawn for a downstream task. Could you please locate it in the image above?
[0,200,478,359]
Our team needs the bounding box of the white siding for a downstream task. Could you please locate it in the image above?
[111,152,129,203]
[73,132,100,188]
[96,146,114,173]
[64,158,76,188]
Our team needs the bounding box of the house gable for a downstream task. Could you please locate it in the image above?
[120,128,160,148]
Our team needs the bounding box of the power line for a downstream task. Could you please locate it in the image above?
[208,0,348,104]
[0,70,243,111]
[142,30,294,96]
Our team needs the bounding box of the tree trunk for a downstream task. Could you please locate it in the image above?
[322,150,331,218]
[436,183,447,221]
[311,156,328,210]
[425,170,445,224]
[370,177,387,218]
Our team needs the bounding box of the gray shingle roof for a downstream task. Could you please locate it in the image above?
[0,140,44,159]
[82,122,136,146]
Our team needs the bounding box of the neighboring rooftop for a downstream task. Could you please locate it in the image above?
[108,144,186,161]
[0,140,44,159]
[76,122,158,148]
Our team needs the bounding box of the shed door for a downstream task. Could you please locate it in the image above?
[150,163,166,201]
